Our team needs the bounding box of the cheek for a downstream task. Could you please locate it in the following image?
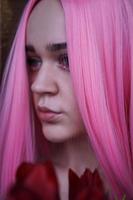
[64,88,86,134]
[65,85,81,120]
[68,107,86,136]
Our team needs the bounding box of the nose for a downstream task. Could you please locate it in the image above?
[31,62,59,95]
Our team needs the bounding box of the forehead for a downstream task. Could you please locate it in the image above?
[26,0,66,53]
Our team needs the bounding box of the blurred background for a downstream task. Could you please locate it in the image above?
[0,0,27,81]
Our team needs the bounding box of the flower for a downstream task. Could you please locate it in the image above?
[6,161,108,200]
[6,161,60,200]
[69,168,108,200]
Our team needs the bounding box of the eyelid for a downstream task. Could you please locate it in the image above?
[26,53,70,72]
[57,53,69,71]
[26,56,42,71]
[26,54,41,60]
[26,57,42,64]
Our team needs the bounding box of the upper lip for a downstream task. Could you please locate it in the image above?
[37,106,61,114]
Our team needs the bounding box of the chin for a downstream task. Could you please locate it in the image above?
[42,123,78,143]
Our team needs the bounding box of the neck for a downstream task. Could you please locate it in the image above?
[47,133,111,200]
[49,133,99,175]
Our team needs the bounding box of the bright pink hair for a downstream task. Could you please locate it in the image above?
[0,0,133,199]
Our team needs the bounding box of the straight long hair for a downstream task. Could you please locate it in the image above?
[61,0,133,199]
[0,0,133,199]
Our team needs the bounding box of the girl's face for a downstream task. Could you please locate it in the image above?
[26,0,86,142]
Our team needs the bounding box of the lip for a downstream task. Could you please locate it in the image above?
[37,106,60,113]
[37,106,62,122]
[38,111,62,122]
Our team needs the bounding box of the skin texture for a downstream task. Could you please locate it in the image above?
[26,1,110,199]
[26,0,87,143]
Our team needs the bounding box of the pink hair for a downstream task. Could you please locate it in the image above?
[61,0,133,199]
[0,0,37,196]
[0,0,133,199]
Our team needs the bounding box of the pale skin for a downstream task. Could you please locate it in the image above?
[26,0,110,199]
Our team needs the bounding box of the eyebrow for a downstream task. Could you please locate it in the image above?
[25,42,67,53]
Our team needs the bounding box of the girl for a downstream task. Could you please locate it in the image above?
[0,0,133,199]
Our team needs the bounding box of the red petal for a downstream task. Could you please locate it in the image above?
[7,161,60,200]
[93,169,104,186]
[80,168,93,186]
[69,169,81,200]
[6,184,41,200]
[69,168,108,200]
[16,162,35,183]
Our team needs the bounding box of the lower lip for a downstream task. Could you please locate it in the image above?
[38,112,62,122]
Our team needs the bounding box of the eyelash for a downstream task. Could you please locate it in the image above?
[26,53,69,72]
[58,53,69,71]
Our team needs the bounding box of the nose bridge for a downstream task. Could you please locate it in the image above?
[31,61,58,94]
[36,62,52,82]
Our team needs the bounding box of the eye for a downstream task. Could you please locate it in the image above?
[58,53,69,71]
[26,57,42,71]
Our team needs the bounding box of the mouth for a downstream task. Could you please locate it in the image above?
[38,111,62,123]
[37,106,62,123]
